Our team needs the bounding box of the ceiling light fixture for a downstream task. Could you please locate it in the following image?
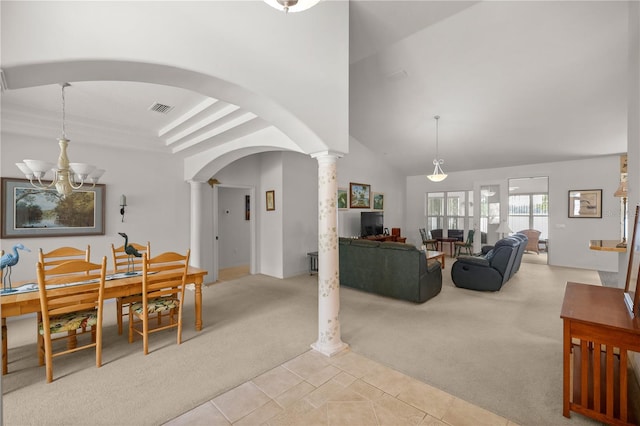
[427,115,447,182]
[15,83,105,198]
[481,187,496,197]
[264,0,320,13]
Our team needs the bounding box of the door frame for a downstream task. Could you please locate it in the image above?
[212,184,256,282]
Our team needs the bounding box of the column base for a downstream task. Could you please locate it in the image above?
[310,341,349,357]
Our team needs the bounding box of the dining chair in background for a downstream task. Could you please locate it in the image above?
[36,257,107,383]
[128,250,190,355]
[38,246,91,270]
[454,230,475,257]
[111,241,150,335]
[419,228,438,251]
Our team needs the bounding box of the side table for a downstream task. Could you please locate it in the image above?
[307,251,318,275]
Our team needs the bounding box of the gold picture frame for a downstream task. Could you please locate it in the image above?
[266,190,275,211]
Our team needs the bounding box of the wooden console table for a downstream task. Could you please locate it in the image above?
[561,282,640,425]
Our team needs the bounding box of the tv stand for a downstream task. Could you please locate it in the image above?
[362,234,406,243]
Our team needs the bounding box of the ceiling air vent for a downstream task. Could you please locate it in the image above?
[148,102,174,114]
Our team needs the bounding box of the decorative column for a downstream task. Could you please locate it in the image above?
[188,180,207,268]
[310,151,348,357]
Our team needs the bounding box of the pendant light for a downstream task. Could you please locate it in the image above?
[427,115,447,182]
[15,83,105,198]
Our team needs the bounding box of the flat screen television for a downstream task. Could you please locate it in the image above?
[361,211,383,237]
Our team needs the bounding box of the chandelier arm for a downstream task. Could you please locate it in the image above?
[68,178,86,190]
[33,175,57,189]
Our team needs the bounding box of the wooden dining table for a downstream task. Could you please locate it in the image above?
[1,266,208,375]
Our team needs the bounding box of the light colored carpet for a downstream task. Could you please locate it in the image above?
[1,261,616,425]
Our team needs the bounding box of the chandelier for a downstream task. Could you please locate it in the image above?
[264,0,320,13]
[427,115,448,182]
[15,83,105,198]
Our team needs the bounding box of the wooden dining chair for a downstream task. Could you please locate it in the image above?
[454,230,474,257]
[128,250,190,355]
[36,257,107,383]
[39,246,91,271]
[111,241,150,335]
[1,250,6,375]
[38,246,91,352]
[419,228,438,250]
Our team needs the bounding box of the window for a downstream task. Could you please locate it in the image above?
[426,191,473,234]
[508,193,548,239]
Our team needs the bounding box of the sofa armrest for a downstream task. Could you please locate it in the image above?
[455,255,490,268]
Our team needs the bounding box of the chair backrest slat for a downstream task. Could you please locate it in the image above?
[111,242,150,272]
[37,258,107,317]
[142,251,190,303]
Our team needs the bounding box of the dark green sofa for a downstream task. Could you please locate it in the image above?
[338,238,442,303]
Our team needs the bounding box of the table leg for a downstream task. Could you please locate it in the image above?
[2,318,7,375]
[194,278,203,331]
[440,254,445,269]
[563,320,571,418]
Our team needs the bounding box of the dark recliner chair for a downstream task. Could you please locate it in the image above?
[450,235,526,291]
[508,233,528,276]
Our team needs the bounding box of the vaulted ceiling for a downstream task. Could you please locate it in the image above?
[1,1,630,176]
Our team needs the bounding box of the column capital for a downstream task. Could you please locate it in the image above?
[310,150,345,161]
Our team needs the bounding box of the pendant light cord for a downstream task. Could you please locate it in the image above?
[61,83,69,139]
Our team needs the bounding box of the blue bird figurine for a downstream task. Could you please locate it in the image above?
[1,243,31,293]
[118,233,142,274]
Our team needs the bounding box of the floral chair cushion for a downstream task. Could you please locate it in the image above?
[39,310,98,335]
[131,297,178,315]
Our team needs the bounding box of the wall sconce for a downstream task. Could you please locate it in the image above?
[120,194,127,222]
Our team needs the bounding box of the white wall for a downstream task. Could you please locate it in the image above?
[1,133,190,282]
[283,152,318,277]
[336,137,406,238]
[259,152,284,277]
[407,155,622,272]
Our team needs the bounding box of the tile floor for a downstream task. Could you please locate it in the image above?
[164,349,518,426]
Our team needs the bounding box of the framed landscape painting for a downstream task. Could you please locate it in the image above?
[1,177,105,238]
[568,189,602,218]
[373,192,384,210]
[349,182,371,209]
[337,188,348,210]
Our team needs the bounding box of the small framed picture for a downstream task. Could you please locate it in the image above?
[373,192,384,210]
[266,190,275,211]
[568,189,602,218]
[349,182,371,209]
[337,188,348,210]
